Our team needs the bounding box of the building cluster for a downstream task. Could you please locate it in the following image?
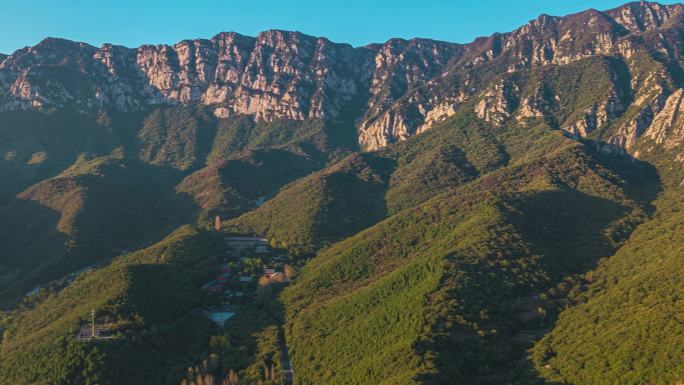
[201,236,289,326]
[75,234,290,338]
[75,324,114,341]
[223,236,270,256]
[75,310,115,342]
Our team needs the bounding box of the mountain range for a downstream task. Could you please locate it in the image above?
[1,2,684,385]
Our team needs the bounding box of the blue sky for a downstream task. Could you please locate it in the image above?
[0,0,679,53]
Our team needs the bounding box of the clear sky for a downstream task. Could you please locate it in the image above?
[0,0,679,54]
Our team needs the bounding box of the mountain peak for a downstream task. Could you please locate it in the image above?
[33,37,94,51]
[605,0,682,31]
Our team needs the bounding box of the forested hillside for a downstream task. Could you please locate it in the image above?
[521,191,684,385]
[281,137,657,384]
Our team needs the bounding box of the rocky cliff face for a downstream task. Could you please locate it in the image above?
[645,88,684,149]
[356,1,684,150]
[1,1,683,152]
[0,30,462,148]
[0,31,364,121]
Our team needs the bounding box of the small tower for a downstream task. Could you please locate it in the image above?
[214,215,222,232]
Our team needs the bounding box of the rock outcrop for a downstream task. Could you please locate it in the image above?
[475,79,520,126]
[645,88,684,149]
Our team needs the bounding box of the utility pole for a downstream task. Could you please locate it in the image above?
[91,309,95,339]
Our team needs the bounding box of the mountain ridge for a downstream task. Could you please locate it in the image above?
[2,2,681,151]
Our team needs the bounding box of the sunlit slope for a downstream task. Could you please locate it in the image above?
[282,141,655,385]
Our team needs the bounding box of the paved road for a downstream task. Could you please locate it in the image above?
[279,327,294,385]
